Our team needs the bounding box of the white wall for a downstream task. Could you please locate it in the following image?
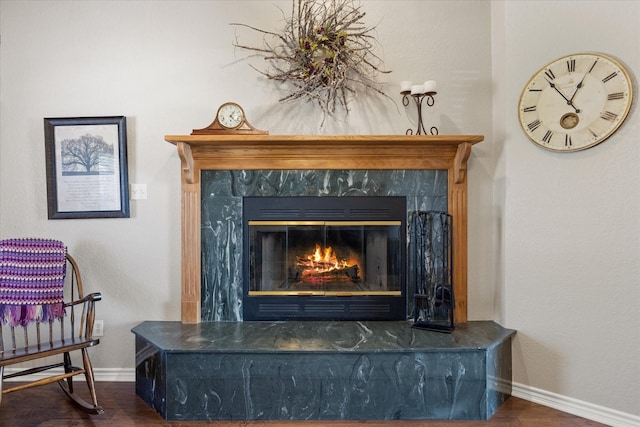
[1,0,638,423]
[493,0,640,419]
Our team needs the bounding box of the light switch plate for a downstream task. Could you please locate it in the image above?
[131,183,147,200]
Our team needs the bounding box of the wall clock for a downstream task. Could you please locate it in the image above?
[192,102,268,135]
[518,52,632,152]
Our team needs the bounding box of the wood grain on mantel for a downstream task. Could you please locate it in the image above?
[166,134,484,324]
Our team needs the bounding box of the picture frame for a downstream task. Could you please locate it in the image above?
[44,116,130,219]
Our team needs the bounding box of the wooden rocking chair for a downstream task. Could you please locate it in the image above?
[0,238,103,414]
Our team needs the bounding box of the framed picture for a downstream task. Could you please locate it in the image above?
[44,116,130,219]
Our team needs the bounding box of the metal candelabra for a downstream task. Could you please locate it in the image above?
[401,88,439,136]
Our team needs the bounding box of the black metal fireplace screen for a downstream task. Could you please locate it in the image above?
[409,211,454,332]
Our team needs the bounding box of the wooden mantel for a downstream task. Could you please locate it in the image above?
[165,134,484,324]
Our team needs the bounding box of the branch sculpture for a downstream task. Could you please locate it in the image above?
[231,0,392,122]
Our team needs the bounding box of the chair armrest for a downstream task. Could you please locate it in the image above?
[84,292,102,302]
[64,292,102,308]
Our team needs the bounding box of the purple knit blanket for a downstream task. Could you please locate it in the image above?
[0,238,66,326]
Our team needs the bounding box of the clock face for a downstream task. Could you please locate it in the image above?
[518,53,633,152]
[217,103,244,129]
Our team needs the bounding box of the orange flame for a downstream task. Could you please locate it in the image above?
[298,243,350,272]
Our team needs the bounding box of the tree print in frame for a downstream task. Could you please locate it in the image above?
[44,116,130,219]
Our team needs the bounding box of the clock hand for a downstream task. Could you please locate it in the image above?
[569,73,588,104]
[570,59,598,104]
[546,78,580,113]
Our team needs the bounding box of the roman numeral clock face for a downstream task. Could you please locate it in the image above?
[519,53,633,152]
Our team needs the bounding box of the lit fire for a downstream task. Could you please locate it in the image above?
[297,244,349,272]
[294,244,361,283]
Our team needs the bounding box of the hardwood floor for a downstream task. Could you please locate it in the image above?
[0,382,608,427]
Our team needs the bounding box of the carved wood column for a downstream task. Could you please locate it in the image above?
[449,142,472,323]
[177,142,201,323]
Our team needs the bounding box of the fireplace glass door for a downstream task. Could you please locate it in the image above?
[249,221,402,296]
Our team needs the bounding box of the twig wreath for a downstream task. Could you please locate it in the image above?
[231,0,392,121]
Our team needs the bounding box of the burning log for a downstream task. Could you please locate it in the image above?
[294,243,361,282]
[296,256,336,270]
[296,265,361,284]
[299,264,359,279]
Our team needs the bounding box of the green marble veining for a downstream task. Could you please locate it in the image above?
[132,320,515,421]
[200,169,448,321]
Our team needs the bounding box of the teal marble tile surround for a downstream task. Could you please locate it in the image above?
[201,169,448,321]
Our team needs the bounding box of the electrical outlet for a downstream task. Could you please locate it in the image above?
[93,320,104,337]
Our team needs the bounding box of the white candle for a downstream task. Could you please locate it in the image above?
[423,80,437,93]
[411,84,425,95]
[400,81,412,93]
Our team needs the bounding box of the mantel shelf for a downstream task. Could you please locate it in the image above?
[165,134,484,185]
[165,133,484,324]
[165,134,483,145]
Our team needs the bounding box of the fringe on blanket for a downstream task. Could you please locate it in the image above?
[0,303,65,327]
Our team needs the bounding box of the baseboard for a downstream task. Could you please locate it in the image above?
[95,368,136,382]
[512,382,640,427]
[4,367,136,383]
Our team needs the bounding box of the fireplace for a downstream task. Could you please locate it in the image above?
[164,134,484,323]
[132,134,515,422]
[243,196,406,320]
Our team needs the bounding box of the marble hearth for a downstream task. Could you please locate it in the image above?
[133,320,515,421]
